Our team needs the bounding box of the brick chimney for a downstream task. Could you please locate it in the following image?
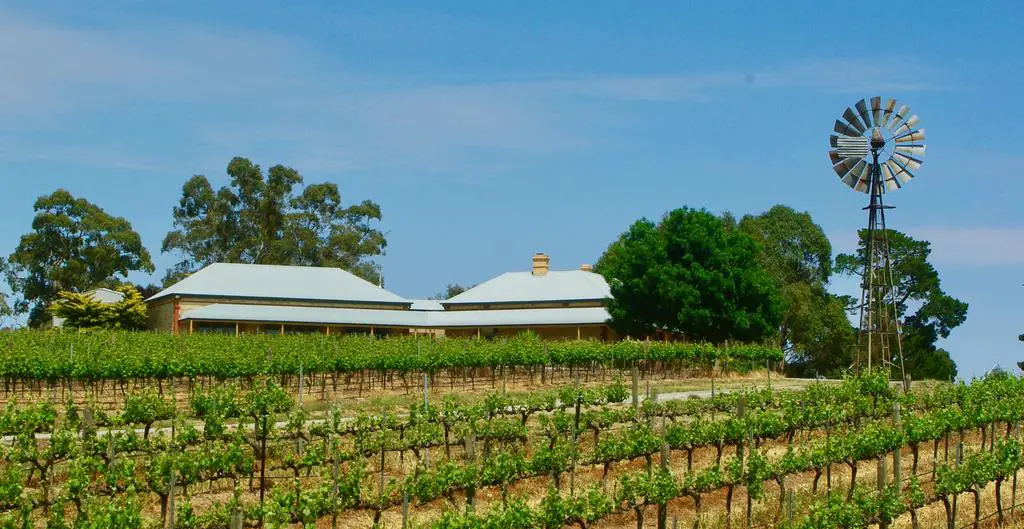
[531,253,550,276]
[579,263,593,272]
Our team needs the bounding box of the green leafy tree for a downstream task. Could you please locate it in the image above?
[132,283,162,299]
[596,207,783,343]
[836,229,967,380]
[161,157,386,285]
[0,257,11,327]
[5,190,154,327]
[431,283,474,300]
[51,285,148,330]
[738,205,856,375]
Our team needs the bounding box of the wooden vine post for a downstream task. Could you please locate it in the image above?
[877,455,888,529]
[1013,422,1020,521]
[786,490,795,528]
[631,363,640,417]
[330,435,339,529]
[570,372,582,495]
[465,431,477,508]
[259,412,268,528]
[423,372,430,467]
[658,408,670,529]
[892,402,902,486]
[402,491,410,529]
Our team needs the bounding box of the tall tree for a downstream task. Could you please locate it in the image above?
[596,207,783,344]
[836,229,967,380]
[738,205,856,374]
[162,157,386,285]
[6,190,154,327]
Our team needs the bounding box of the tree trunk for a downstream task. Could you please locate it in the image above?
[846,463,857,501]
[995,479,1004,527]
[725,485,734,529]
[776,477,785,522]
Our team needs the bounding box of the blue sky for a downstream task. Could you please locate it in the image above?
[1,2,1021,378]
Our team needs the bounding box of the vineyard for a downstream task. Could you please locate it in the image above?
[1,358,1023,529]
[0,331,781,409]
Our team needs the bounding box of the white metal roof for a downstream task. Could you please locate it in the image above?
[444,270,611,305]
[180,303,609,328]
[147,263,408,305]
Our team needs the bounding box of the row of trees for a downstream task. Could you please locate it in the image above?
[0,157,971,379]
[1,157,387,327]
[596,206,967,379]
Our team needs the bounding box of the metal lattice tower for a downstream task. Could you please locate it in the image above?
[828,97,926,387]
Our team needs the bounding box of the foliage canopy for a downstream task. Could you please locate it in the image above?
[161,157,386,285]
[836,229,967,380]
[5,190,154,327]
[738,205,856,375]
[596,207,782,344]
[51,285,148,330]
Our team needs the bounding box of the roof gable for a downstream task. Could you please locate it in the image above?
[444,270,611,305]
[147,263,408,305]
[84,288,126,304]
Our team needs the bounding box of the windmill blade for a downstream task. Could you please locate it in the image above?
[895,128,926,143]
[845,159,869,190]
[895,145,926,157]
[894,115,921,135]
[881,163,901,191]
[843,108,867,133]
[833,157,859,178]
[840,159,867,188]
[889,104,911,131]
[880,99,897,127]
[871,97,883,125]
[830,134,840,148]
[833,120,861,137]
[892,151,923,171]
[836,134,869,158]
[854,162,872,192]
[829,150,843,164]
[855,99,873,128]
[884,159,914,185]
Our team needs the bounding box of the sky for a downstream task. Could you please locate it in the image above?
[0,2,1021,378]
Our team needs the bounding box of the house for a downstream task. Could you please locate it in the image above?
[52,287,125,328]
[145,253,615,339]
[439,253,614,340]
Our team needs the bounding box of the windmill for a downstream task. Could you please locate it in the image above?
[829,97,926,385]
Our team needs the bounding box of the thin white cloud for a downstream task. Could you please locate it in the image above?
[0,8,949,172]
[910,226,1024,268]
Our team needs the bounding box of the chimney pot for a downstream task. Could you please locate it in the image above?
[531,253,550,276]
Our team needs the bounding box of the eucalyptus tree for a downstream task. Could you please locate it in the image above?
[162,157,386,285]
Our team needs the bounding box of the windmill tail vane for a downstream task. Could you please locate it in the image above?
[828,96,926,391]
